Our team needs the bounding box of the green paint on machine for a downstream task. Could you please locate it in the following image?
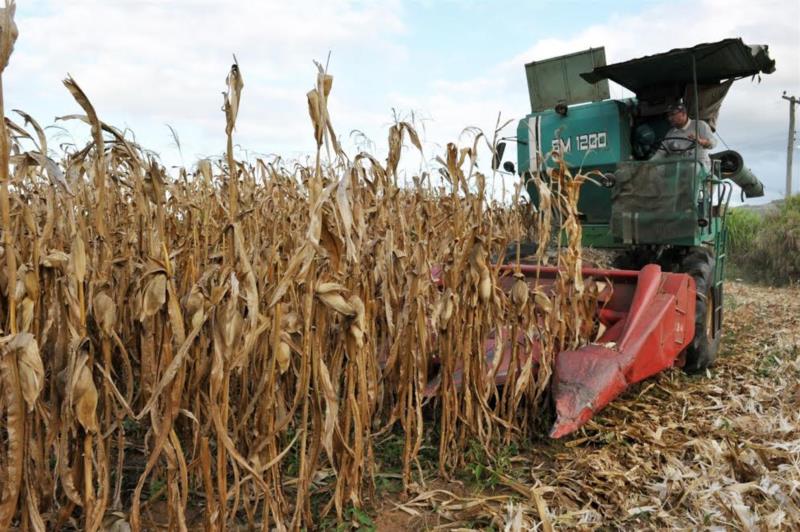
[512,39,774,253]
[498,39,776,369]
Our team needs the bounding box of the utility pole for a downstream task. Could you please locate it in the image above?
[783,91,798,198]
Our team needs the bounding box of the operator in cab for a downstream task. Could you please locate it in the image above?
[651,102,716,171]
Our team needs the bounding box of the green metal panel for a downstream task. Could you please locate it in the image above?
[516,99,729,252]
[518,99,632,224]
[517,107,726,250]
[515,40,770,263]
[525,48,610,112]
[581,224,618,248]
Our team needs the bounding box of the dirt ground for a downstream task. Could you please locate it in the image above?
[369,281,800,530]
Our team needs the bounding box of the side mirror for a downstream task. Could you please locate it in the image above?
[503,161,516,174]
[492,142,507,170]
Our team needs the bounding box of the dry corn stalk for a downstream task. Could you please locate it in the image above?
[0,34,606,530]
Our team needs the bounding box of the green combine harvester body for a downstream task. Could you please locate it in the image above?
[493,39,775,390]
[453,40,776,437]
[517,105,720,248]
[515,39,774,254]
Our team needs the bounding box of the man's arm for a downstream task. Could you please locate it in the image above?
[688,121,716,149]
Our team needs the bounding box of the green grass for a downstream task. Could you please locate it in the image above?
[727,207,762,257]
[461,439,520,490]
[726,196,800,285]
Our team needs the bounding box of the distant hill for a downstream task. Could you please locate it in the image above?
[733,199,783,217]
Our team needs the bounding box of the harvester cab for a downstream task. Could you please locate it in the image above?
[489,39,775,437]
[512,39,774,250]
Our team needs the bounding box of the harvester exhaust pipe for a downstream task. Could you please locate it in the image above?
[711,150,764,198]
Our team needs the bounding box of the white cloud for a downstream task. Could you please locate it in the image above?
[392,0,800,200]
[5,0,799,201]
[7,0,407,164]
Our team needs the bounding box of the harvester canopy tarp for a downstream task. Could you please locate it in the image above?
[580,39,775,93]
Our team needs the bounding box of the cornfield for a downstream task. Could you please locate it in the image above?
[0,5,603,530]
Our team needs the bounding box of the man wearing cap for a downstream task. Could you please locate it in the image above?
[652,103,716,171]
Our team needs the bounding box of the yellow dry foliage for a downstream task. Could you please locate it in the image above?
[0,9,601,531]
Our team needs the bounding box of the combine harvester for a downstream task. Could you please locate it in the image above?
[490,39,775,437]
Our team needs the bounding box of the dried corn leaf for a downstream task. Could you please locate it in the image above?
[10,333,43,411]
[71,354,98,433]
[139,273,166,321]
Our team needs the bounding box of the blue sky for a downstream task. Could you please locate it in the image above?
[5,0,800,202]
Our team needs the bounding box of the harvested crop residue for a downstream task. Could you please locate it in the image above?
[384,281,800,530]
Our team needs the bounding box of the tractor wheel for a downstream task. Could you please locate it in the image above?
[680,247,722,373]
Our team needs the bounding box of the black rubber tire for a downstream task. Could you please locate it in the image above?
[680,247,722,373]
